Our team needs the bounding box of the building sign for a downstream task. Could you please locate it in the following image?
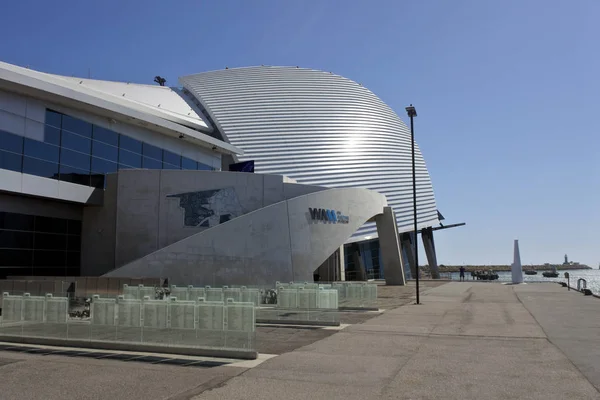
[308,208,349,224]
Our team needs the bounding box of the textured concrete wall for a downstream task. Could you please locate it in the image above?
[81,174,118,276]
[104,186,387,286]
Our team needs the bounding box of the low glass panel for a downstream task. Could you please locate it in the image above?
[22,157,59,179]
[59,165,91,186]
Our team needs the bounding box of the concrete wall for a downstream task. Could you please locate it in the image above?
[104,184,387,287]
[81,174,118,276]
[0,192,83,220]
[106,170,326,271]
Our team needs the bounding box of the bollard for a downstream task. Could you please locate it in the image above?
[564,272,570,290]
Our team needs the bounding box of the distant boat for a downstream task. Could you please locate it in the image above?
[543,265,559,278]
[525,270,537,275]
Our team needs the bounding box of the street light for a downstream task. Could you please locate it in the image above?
[405,104,419,304]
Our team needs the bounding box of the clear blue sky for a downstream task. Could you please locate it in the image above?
[1,0,598,267]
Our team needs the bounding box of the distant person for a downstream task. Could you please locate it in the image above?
[459,266,466,282]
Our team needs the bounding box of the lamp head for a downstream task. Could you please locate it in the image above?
[405,104,417,118]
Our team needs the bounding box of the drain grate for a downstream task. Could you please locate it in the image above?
[0,344,229,368]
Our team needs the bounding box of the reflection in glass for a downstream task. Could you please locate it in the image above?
[0,150,22,172]
[59,165,91,186]
[198,163,213,171]
[23,157,59,179]
[62,115,92,137]
[24,138,60,163]
[92,140,118,161]
[119,149,142,168]
[93,125,118,146]
[142,156,162,169]
[61,131,91,153]
[60,148,91,171]
[163,150,181,168]
[0,130,24,153]
[182,157,198,170]
[143,142,162,160]
[119,135,142,154]
[91,157,117,174]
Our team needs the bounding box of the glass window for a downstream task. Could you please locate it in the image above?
[0,130,23,153]
[91,141,118,161]
[0,150,23,172]
[0,249,32,266]
[62,115,92,137]
[44,125,61,145]
[91,157,117,174]
[33,250,66,267]
[35,233,67,250]
[67,251,81,267]
[62,131,91,154]
[0,212,34,231]
[163,150,181,168]
[23,157,59,179]
[60,149,91,171]
[93,126,118,146]
[35,216,68,234]
[45,110,62,128]
[67,220,82,235]
[24,138,60,163]
[118,164,132,170]
[182,157,197,170]
[142,156,162,169]
[90,173,105,189]
[142,143,162,160]
[59,165,90,186]
[119,149,141,168]
[0,230,33,249]
[67,235,81,252]
[119,135,142,154]
[162,163,179,170]
[198,162,213,171]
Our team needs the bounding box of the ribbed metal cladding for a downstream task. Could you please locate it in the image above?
[180,67,438,241]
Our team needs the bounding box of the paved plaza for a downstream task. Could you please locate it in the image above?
[0,281,598,399]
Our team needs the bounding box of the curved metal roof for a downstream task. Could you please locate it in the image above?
[180,66,438,240]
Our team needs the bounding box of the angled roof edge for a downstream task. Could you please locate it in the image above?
[0,61,242,156]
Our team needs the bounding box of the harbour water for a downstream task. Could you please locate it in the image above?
[445,269,600,294]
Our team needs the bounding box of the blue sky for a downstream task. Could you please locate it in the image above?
[1,0,598,267]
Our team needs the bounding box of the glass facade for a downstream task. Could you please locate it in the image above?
[0,211,81,278]
[0,109,215,189]
[344,239,384,280]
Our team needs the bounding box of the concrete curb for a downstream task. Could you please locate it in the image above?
[0,334,258,360]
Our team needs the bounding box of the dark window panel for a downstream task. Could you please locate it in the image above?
[33,250,66,267]
[0,267,32,279]
[119,149,141,168]
[0,213,35,231]
[44,125,61,145]
[92,126,118,146]
[62,115,92,137]
[91,140,118,161]
[90,173,105,189]
[65,267,80,276]
[34,232,67,250]
[67,251,81,268]
[35,216,67,234]
[182,157,198,170]
[23,157,59,179]
[67,220,82,235]
[60,148,91,171]
[91,157,117,174]
[0,249,33,267]
[0,130,24,153]
[198,163,213,171]
[61,131,91,154]
[0,230,33,249]
[163,150,181,168]
[119,135,142,154]
[32,267,67,277]
[118,164,132,170]
[162,163,179,170]
[59,165,91,186]
[142,156,162,169]
[24,138,60,163]
[45,110,62,129]
[142,143,162,160]
[67,235,81,252]
[0,150,23,173]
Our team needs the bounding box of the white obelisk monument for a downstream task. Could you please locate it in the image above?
[511,239,524,284]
